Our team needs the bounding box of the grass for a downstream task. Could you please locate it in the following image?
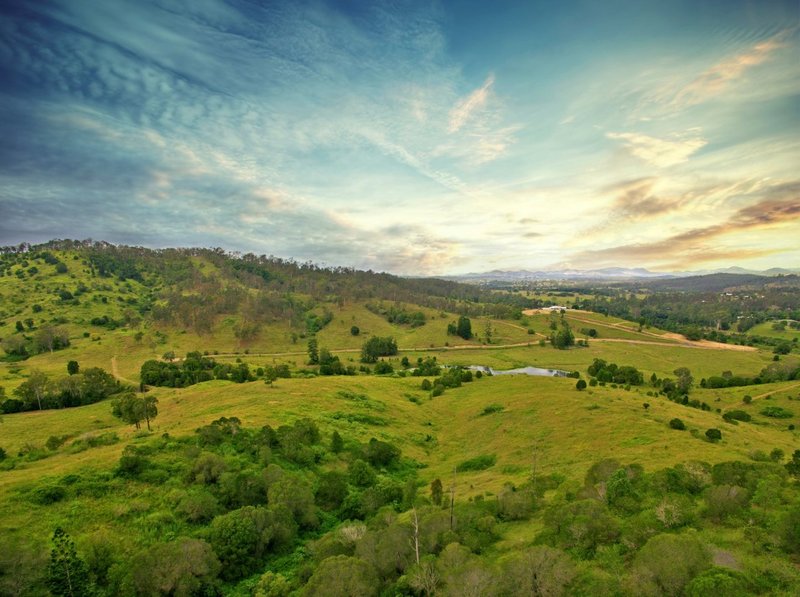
[748,321,800,342]
[3,251,798,571]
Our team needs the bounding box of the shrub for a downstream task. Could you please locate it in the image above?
[669,418,686,431]
[480,404,504,416]
[373,361,393,375]
[31,484,67,505]
[456,454,496,472]
[722,410,751,423]
[360,336,398,363]
[705,428,722,442]
[760,406,793,419]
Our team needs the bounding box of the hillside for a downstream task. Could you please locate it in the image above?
[1,242,799,596]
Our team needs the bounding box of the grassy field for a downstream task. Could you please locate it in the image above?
[3,251,800,595]
[749,321,800,342]
[3,371,797,498]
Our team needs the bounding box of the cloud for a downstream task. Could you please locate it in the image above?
[604,177,681,219]
[565,181,800,269]
[448,74,495,133]
[607,131,707,167]
[673,29,792,107]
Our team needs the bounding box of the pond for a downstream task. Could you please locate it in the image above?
[467,365,571,377]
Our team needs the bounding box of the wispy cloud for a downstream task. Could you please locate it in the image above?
[448,74,495,133]
[565,181,800,269]
[604,177,681,219]
[673,29,792,107]
[607,130,707,167]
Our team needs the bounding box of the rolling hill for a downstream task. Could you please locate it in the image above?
[1,242,799,596]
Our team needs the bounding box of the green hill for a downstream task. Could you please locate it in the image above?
[1,242,799,596]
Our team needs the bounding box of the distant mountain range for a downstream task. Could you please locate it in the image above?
[446,266,800,282]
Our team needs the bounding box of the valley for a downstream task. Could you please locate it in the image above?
[0,242,798,596]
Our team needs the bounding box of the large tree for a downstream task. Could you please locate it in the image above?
[111,393,158,430]
[130,538,220,596]
[453,316,472,340]
[303,555,379,597]
[14,370,49,410]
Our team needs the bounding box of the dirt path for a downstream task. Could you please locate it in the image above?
[110,356,137,385]
[209,342,540,360]
[522,309,756,352]
[750,382,800,401]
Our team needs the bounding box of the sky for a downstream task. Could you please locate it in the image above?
[0,0,798,275]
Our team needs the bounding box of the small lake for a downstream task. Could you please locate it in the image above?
[467,365,571,377]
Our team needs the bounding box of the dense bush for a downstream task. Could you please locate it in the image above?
[760,406,793,419]
[360,337,398,363]
[456,454,497,472]
[669,418,686,430]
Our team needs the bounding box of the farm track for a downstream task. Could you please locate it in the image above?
[751,382,800,401]
[110,355,137,385]
[199,335,752,361]
[523,309,756,352]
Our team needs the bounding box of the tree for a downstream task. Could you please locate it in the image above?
[130,538,220,596]
[360,336,398,363]
[456,316,472,340]
[350,326,360,336]
[111,393,145,430]
[67,360,80,375]
[674,367,694,394]
[502,546,576,597]
[34,326,70,353]
[14,370,49,410]
[705,428,722,442]
[576,379,587,391]
[254,571,291,597]
[303,555,378,597]
[431,479,443,506]
[407,556,440,597]
[307,338,319,365]
[629,533,710,596]
[268,475,318,529]
[330,431,344,454]
[550,322,575,349]
[781,502,800,554]
[669,418,686,431]
[47,528,93,597]
[0,537,47,597]
[142,395,158,431]
[209,507,273,581]
[348,459,376,488]
[373,360,393,374]
[704,485,748,522]
[784,449,800,478]
[316,471,348,511]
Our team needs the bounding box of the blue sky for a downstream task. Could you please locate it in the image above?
[0,0,798,274]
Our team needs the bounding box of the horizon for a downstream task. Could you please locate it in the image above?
[5,238,800,278]
[1,1,798,275]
